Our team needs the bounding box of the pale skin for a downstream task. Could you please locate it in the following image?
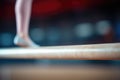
[14,0,39,47]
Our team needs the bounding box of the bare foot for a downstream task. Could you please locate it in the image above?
[14,35,40,48]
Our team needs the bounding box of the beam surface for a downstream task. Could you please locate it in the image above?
[0,43,120,60]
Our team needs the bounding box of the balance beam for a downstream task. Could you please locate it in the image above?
[0,43,120,60]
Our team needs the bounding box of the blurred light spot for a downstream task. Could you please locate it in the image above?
[115,22,120,38]
[63,29,72,41]
[75,23,93,38]
[48,28,60,42]
[30,28,45,42]
[96,20,111,35]
[0,33,13,46]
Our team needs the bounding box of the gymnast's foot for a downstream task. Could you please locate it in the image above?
[14,35,39,48]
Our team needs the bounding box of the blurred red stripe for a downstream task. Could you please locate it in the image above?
[32,0,63,17]
[0,0,106,19]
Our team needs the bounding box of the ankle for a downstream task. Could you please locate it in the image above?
[16,33,29,39]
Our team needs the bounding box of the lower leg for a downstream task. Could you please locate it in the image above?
[14,0,39,47]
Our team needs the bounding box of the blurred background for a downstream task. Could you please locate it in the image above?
[0,0,120,66]
[0,0,120,47]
